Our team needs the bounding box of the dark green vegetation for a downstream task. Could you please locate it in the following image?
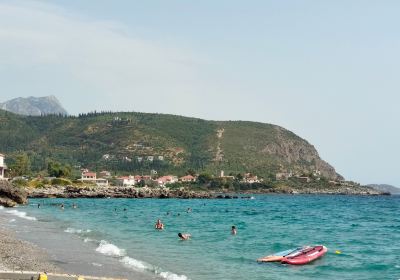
[0,109,341,180]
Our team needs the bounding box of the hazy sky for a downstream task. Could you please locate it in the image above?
[1,0,399,186]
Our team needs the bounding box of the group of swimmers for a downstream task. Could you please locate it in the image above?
[37,202,77,210]
[155,219,237,240]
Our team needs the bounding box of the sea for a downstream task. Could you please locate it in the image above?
[0,195,399,280]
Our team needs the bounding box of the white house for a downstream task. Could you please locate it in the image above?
[179,175,196,182]
[117,176,135,187]
[80,171,97,182]
[0,153,6,180]
[156,175,178,186]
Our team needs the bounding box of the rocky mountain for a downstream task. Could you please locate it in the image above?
[0,110,342,180]
[367,184,400,194]
[0,96,68,116]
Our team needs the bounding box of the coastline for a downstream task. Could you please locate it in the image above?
[0,215,61,273]
[25,184,386,200]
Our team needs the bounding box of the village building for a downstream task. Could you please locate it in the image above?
[134,175,152,184]
[243,173,260,183]
[80,171,108,186]
[95,178,109,186]
[81,171,97,182]
[117,176,135,187]
[179,175,196,182]
[297,176,311,183]
[156,175,178,186]
[0,153,7,180]
[99,170,111,178]
[275,172,292,181]
[147,156,154,162]
[219,170,235,180]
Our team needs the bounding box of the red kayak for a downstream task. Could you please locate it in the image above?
[281,245,327,265]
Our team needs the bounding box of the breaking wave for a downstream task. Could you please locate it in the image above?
[5,209,37,221]
[96,240,190,280]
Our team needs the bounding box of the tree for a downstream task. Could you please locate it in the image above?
[235,173,243,181]
[47,160,72,178]
[185,168,196,176]
[197,173,212,184]
[10,153,31,176]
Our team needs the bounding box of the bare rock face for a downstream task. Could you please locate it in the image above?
[261,127,343,180]
[0,181,28,207]
[0,96,68,116]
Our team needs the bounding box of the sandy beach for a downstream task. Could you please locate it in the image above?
[0,216,61,273]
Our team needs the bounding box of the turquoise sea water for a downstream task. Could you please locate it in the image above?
[2,195,400,280]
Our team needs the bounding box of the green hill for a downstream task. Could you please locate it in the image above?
[0,109,341,180]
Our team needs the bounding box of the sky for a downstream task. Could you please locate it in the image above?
[0,0,399,186]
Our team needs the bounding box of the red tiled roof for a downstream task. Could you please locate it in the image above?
[180,175,195,180]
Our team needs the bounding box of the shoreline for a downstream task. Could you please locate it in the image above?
[25,185,387,200]
[0,208,168,280]
[0,215,61,273]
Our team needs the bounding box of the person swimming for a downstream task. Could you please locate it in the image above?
[155,219,164,230]
[231,225,237,235]
[60,203,64,210]
[72,203,77,209]
[178,233,191,240]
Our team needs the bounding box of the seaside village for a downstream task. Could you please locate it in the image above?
[80,169,262,187]
[0,152,357,188]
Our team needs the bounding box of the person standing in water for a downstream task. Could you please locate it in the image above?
[178,233,191,240]
[155,219,164,230]
[231,226,237,235]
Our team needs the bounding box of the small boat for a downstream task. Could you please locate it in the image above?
[257,247,306,262]
[281,245,327,265]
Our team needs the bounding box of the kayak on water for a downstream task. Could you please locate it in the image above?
[281,245,328,265]
[257,247,307,262]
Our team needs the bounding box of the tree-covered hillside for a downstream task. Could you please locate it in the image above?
[0,109,341,180]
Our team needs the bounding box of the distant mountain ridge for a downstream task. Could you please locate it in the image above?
[0,96,68,116]
[367,184,400,194]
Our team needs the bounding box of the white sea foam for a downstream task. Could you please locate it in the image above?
[92,262,103,267]
[84,237,94,243]
[5,210,37,221]
[95,240,126,257]
[9,218,16,223]
[121,256,189,280]
[0,206,4,209]
[120,256,149,271]
[95,240,190,280]
[159,271,189,280]
[65,227,92,234]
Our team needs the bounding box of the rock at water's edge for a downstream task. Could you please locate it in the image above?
[0,180,28,207]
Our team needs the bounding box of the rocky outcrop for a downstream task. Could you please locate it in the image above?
[26,184,386,199]
[27,186,214,199]
[0,181,28,207]
[261,127,343,180]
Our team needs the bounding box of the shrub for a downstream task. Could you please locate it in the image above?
[51,178,72,186]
